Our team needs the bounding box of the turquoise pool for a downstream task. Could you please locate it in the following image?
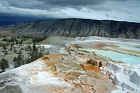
[116,43,140,51]
[94,49,140,64]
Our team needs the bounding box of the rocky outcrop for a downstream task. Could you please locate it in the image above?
[1,18,140,39]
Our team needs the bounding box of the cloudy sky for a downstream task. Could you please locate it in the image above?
[0,0,140,25]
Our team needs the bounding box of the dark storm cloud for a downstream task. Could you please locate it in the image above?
[1,0,132,10]
[0,0,140,23]
[0,0,137,16]
[0,0,106,11]
[39,0,104,6]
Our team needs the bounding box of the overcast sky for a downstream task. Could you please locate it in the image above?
[0,0,140,23]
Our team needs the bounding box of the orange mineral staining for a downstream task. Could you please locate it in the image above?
[83,62,101,73]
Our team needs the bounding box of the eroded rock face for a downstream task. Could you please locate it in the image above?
[1,18,140,39]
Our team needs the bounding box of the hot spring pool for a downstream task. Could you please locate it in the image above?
[94,50,140,64]
[116,43,140,51]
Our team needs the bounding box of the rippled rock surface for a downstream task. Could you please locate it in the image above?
[0,54,117,93]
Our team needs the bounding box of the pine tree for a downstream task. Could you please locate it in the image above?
[17,51,24,66]
[13,57,18,67]
[30,42,38,61]
[2,44,8,56]
[0,58,9,72]
[16,40,18,44]
[13,51,24,67]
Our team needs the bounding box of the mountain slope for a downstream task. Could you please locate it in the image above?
[1,18,140,39]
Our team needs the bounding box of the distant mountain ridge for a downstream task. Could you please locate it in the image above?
[0,18,140,39]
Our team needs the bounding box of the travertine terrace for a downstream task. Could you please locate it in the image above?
[0,36,140,93]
